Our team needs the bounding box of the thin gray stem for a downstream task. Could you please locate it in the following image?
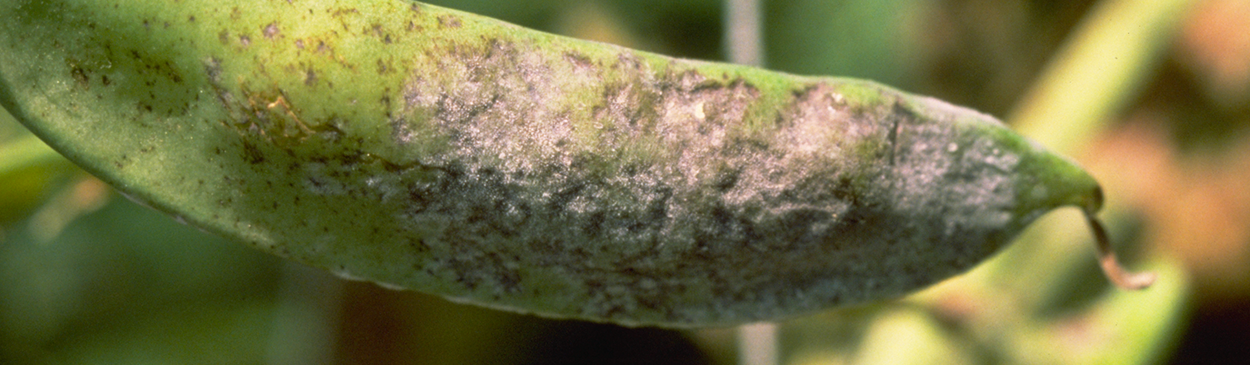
[726,0,765,66]
[729,3,775,365]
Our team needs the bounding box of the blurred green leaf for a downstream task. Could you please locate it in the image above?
[0,109,79,224]
[1009,0,1194,152]
[1,195,283,363]
[764,0,922,86]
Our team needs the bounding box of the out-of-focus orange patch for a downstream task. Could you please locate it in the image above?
[1086,113,1250,301]
[1176,0,1250,108]
[555,2,647,51]
[28,176,110,242]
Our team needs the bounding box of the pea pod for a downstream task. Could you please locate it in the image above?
[0,0,1150,327]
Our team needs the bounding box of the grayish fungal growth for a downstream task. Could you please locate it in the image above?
[0,0,1147,328]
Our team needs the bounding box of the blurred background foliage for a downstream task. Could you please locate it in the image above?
[1,0,1245,363]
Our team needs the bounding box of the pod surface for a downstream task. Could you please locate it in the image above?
[0,0,1100,326]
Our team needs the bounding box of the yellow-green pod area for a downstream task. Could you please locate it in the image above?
[0,0,1101,327]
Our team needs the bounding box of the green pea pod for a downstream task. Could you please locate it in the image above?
[0,0,1150,327]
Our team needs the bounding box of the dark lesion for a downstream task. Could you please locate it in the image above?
[888,102,912,168]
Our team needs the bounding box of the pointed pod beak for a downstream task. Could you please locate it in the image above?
[895,94,1104,231]
[897,93,1152,290]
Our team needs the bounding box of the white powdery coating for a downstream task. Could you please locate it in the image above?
[893,96,1019,237]
[295,34,1052,326]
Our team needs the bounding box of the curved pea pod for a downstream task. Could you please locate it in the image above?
[0,0,1150,327]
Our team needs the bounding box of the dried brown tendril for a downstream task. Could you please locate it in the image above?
[1085,213,1156,290]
